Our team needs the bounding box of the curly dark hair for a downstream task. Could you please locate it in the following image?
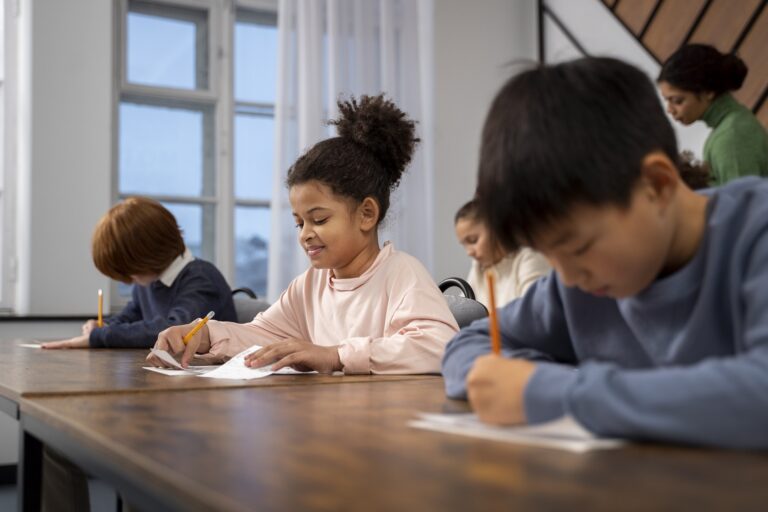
[286,94,419,223]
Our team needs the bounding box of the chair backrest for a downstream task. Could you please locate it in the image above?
[438,277,488,328]
[231,287,271,323]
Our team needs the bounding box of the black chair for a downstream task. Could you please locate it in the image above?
[231,287,271,323]
[438,277,488,328]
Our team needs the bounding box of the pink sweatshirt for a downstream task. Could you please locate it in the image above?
[206,243,459,374]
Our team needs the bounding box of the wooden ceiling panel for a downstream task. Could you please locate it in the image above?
[689,0,761,52]
[643,0,708,61]
[733,6,768,109]
[614,0,658,35]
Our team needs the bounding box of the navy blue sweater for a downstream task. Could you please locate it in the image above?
[89,259,237,348]
[443,177,768,449]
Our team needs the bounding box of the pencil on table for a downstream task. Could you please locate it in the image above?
[485,271,502,355]
[97,289,104,328]
[182,311,215,344]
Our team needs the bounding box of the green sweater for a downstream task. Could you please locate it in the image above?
[702,93,768,186]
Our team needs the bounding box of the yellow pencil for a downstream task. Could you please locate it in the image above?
[182,311,215,344]
[485,271,502,355]
[97,289,104,328]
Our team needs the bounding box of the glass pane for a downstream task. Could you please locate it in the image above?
[163,203,203,258]
[235,20,277,103]
[235,115,274,200]
[127,11,202,89]
[119,102,205,197]
[235,207,271,298]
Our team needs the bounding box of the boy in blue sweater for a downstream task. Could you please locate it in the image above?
[43,196,236,349]
[442,57,768,449]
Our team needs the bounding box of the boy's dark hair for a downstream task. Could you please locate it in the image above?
[477,57,679,252]
[658,44,747,96]
[454,198,480,224]
[92,197,185,284]
[286,94,418,223]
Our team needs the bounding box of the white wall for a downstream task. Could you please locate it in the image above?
[15,0,112,315]
[432,0,537,281]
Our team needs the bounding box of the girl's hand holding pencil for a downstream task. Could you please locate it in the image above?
[148,312,215,368]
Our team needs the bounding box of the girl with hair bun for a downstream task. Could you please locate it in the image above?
[658,44,768,185]
[149,94,458,374]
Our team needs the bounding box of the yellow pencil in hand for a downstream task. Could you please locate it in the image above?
[182,311,215,344]
[97,289,104,328]
[485,271,502,355]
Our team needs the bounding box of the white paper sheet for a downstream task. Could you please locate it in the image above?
[144,346,312,380]
[409,413,625,453]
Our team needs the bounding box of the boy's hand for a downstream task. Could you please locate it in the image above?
[147,322,211,368]
[81,319,99,336]
[244,339,341,374]
[466,355,537,425]
[41,335,90,349]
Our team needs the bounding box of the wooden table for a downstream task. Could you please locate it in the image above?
[19,379,768,512]
[0,339,434,417]
[0,338,434,511]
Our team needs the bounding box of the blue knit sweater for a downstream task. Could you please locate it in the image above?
[443,177,768,448]
[89,259,237,348]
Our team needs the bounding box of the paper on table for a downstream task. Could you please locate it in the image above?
[142,349,214,376]
[409,413,625,453]
[144,346,312,380]
[200,345,310,380]
[19,343,42,348]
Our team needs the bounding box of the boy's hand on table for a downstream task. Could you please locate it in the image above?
[147,322,211,368]
[466,355,536,425]
[41,335,90,349]
[245,339,342,374]
[81,319,99,336]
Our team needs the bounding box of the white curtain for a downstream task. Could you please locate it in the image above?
[267,0,435,302]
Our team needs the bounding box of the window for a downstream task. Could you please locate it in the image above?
[116,0,277,301]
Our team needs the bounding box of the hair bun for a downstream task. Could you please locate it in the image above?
[331,94,418,187]
[721,53,747,91]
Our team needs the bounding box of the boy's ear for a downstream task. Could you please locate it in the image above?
[639,151,679,207]
[358,197,380,231]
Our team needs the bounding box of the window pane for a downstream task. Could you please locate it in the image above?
[163,203,203,257]
[235,20,277,103]
[235,115,274,200]
[127,10,205,89]
[235,207,271,297]
[119,102,206,197]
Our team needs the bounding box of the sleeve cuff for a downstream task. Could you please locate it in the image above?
[89,328,107,348]
[524,362,578,423]
[337,337,372,374]
[206,320,232,356]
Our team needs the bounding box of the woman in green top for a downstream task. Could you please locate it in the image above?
[658,44,768,185]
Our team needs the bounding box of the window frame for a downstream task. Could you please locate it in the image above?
[113,0,278,308]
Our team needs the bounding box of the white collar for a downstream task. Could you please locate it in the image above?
[158,248,194,287]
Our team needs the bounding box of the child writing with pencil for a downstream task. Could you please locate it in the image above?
[148,94,458,374]
[443,57,768,448]
[42,197,237,350]
[455,198,550,309]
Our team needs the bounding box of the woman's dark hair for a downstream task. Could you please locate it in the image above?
[658,44,747,95]
[477,57,679,252]
[286,94,418,223]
